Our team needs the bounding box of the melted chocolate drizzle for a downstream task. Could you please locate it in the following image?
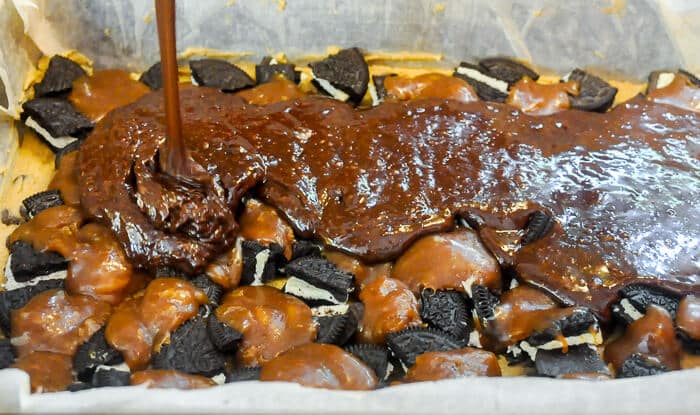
[78,87,700,317]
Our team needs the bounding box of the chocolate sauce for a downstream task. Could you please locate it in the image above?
[78,84,700,318]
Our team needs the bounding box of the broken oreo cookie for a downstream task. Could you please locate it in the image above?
[22,98,94,151]
[207,312,242,353]
[386,327,463,367]
[225,366,261,383]
[190,274,224,306]
[291,240,322,260]
[478,58,539,86]
[0,338,15,369]
[309,48,369,105]
[0,279,65,335]
[618,353,670,378]
[54,140,82,169]
[471,284,499,322]
[420,289,472,340]
[139,62,163,90]
[255,56,299,84]
[7,240,68,284]
[616,284,680,321]
[153,309,228,377]
[344,343,391,381]
[189,59,255,92]
[563,69,617,112]
[240,241,286,286]
[369,74,393,106]
[284,255,355,305]
[453,62,509,102]
[521,210,555,246]
[73,328,124,382]
[534,345,609,378]
[313,303,363,345]
[92,366,131,388]
[21,190,64,221]
[33,55,87,98]
[519,308,602,360]
[67,382,92,392]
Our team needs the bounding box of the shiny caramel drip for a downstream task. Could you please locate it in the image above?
[325,251,392,290]
[647,73,700,112]
[205,240,243,290]
[130,369,216,389]
[49,151,81,206]
[403,347,501,382]
[237,77,306,105]
[11,289,111,357]
[383,73,478,102]
[259,343,378,390]
[239,198,295,259]
[105,278,207,370]
[215,286,316,366]
[391,228,502,294]
[604,305,682,371]
[11,351,73,393]
[357,275,422,344]
[68,70,150,122]
[9,205,84,252]
[507,77,578,115]
[676,295,700,340]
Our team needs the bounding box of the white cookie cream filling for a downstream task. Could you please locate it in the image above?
[311,72,350,102]
[455,66,509,94]
[655,72,676,90]
[3,254,66,290]
[25,117,79,149]
[251,249,270,286]
[312,304,350,317]
[368,81,381,106]
[519,329,603,361]
[284,276,340,304]
[619,298,644,321]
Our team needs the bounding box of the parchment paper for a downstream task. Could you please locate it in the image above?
[1,0,699,413]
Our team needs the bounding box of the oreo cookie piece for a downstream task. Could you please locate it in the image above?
[618,284,679,319]
[478,58,539,86]
[0,279,65,335]
[369,74,394,106]
[225,366,261,383]
[7,240,68,283]
[152,309,228,377]
[618,353,670,378]
[190,274,224,305]
[0,338,15,369]
[255,56,299,84]
[534,345,610,378]
[33,55,87,98]
[240,241,286,286]
[22,98,93,151]
[92,367,131,388]
[21,190,63,221]
[471,284,499,322]
[54,140,82,169]
[207,312,242,353]
[386,327,462,368]
[67,382,92,392]
[73,328,124,382]
[344,343,391,381]
[563,69,617,112]
[291,240,322,260]
[520,308,602,360]
[309,48,369,105]
[284,255,355,305]
[189,59,255,92]
[139,62,162,90]
[453,62,509,102]
[420,289,472,340]
[313,303,363,345]
[521,210,555,246]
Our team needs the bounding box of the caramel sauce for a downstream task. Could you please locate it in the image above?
[403,347,501,382]
[604,305,682,371]
[9,205,84,253]
[357,275,422,344]
[259,343,378,390]
[215,286,316,366]
[130,369,216,389]
[676,295,700,340]
[11,289,110,357]
[78,83,700,317]
[12,351,73,393]
[105,278,207,370]
[325,251,392,290]
[507,78,578,115]
[647,73,700,112]
[383,73,478,102]
[68,70,150,122]
[485,285,559,347]
[49,151,81,206]
[237,77,306,105]
[205,241,243,290]
[391,229,502,294]
[239,199,295,259]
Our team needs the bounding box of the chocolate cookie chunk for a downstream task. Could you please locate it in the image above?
[8,241,68,283]
[0,339,15,369]
[564,69,617,112]
[284,255,355,305]
[314,303,363,345]
[189,59,255,92]
[344,343,391,381]
[225,366,261,383]
[240,241,286,286]
[207,312,242,353]
[618,353,669,378]
[255,56,299,84]
[139,62,163,90]
[453,62,509,102]
[21,190,64,220]
[309,48,369,105]
[74,328,124,382]
[22,98,93,151]
[535,345,609,377]
[92,367,131,388]
[386,327,462,367]
[33,55,87,97]
[521,210,555,246]
[420,289,472,340]
[479,58,539,86]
